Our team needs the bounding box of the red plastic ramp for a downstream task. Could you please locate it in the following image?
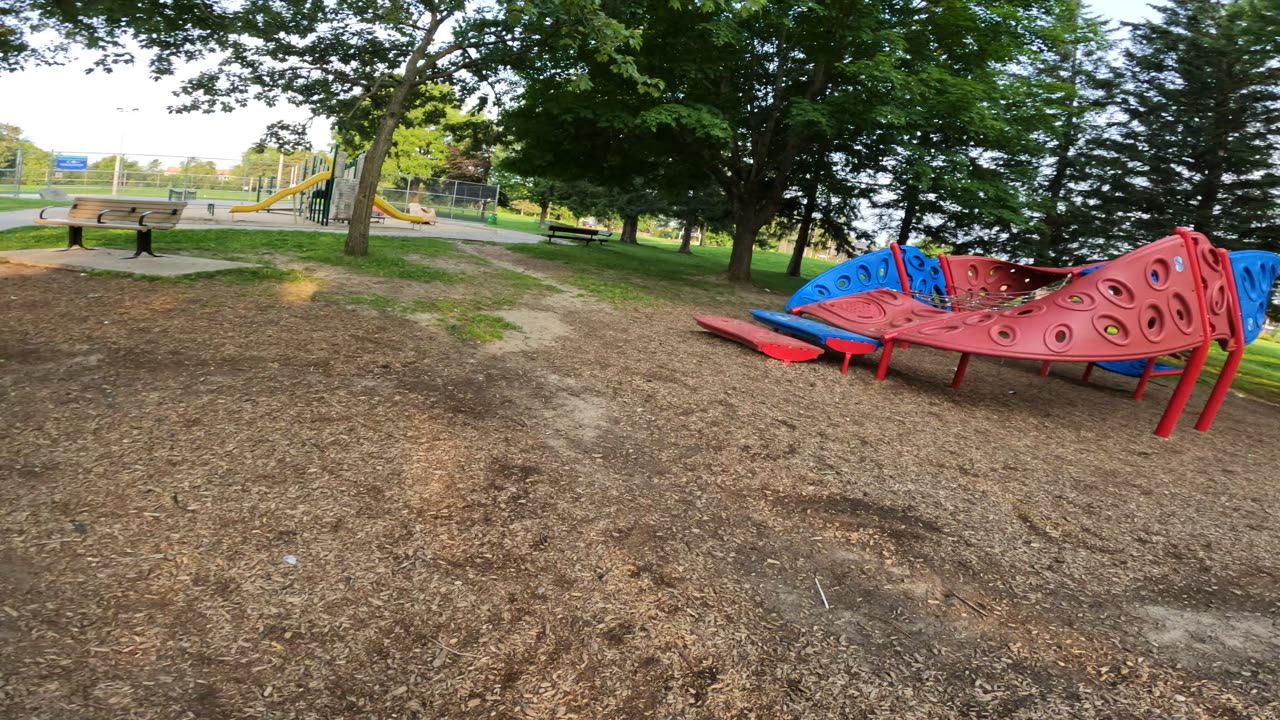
[693,314,823,365]
[790,289,951,338]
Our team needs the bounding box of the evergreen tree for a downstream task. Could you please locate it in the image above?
[958,2,1115,265]
[1086,0,1280,253]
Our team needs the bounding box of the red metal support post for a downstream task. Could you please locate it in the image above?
[1154,229,1214,438]
[1082,363,1095,382]
[1133,358,1158,401]
[876,338,896,380]
[890,242,911,293]
[1194,248,1247,432]
[1038,361,1051,377]
[951,353,972,388]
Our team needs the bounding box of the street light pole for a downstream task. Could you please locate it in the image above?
[112,107,139,196]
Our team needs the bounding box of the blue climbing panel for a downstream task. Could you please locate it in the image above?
[1095,359,1181,378]
[899,246,949,307]
[750,309,881,349]
[785,245,948,312]
[785,248,900,311]
[1228,250,1280,345]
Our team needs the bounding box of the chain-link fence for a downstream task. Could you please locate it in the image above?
[2,149,501,224]
[0,149,312,202]
[376,176,500,223]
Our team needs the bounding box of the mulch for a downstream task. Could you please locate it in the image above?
[1,257,1277,719]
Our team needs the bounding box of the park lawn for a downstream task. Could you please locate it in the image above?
[0,197,70,211]
[493,209,555,235]
[0,226,465,283]
[508,237,838,299]
[0,226,556,342]
[1203,335,1280,404]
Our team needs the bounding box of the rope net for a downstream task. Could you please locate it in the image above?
[909,275,1074,312]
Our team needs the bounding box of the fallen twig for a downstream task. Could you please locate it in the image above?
[951,591,988,618]
[429,636,483,659]
[815,576,830,610]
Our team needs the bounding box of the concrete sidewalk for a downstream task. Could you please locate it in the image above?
[0,207,544,245]
[0,247,256,277]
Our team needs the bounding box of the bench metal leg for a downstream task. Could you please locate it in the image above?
[124,229,161,259]
[56,226,92,252]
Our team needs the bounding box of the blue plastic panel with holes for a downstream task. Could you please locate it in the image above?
[749,309,881,349]
[1096,359,1181,378]
[1228,250,1280,345]
[784,246,948,312]
[899,246,949,306]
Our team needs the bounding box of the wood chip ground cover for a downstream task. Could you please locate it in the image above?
[1,251,1277,719]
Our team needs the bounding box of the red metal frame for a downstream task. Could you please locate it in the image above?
[876,341,895,380]
[1133,358,1157,401]
[1194,247,1246,432]
[890,242,911,292]
[939,254,956,298]
[951,353,971,388]
[826,336,880,375]
[1153,229,1214,438]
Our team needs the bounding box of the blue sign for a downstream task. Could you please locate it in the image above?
[55,155,89,171]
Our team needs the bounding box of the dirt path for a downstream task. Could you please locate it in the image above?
[2,257,1277,719]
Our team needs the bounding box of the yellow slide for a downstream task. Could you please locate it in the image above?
[229,170,424,224]
[229,170,332,213]
[372,195,424,223]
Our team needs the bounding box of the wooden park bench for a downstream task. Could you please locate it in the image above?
[544,223,610,245]
[34,197,187,259]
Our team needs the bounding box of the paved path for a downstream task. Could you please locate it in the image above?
[0,248,256,277]
[0,209,544,245]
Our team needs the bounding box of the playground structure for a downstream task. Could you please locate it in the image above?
[227,147,497,226]
[694,229,1280,438]
[229,149,427,225]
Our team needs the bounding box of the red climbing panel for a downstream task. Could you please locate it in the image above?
[790,289,951,338]
[1180,228,1240,349]
[942,256,1081,311]
[886,235,1210,362]
[692,315,824,365]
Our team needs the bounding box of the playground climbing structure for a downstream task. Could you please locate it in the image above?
[693,229,1280,438]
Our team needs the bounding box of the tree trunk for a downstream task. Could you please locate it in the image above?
[787,185,818,277]
[678,219,694,254]
[620,214,639,244]
[897,184,920,247]
[538,199,550,226]
[727,222,757,283]
[727,197,777,284]
[697,223,705,247]
[344,32,438,256]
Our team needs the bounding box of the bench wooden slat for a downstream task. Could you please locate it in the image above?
[34,218,180,231]
[37,197,187,258]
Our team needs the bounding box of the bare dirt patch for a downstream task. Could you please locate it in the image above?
[2,258,1278,719]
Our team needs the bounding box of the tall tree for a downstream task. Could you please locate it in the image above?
[1087,0,1280,252]
[8,0,650,256]
[937,3,1115,265]
[512,0,1067,284]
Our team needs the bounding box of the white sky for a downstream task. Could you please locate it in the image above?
[0,0,1161,169]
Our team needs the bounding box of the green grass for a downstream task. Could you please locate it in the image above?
[0,197,70,212]
[338,294,522,342]
[1204,336,1280,404]
[507,237,836,304]
[493,210,553,236]
[0,227,462,283]
[443,312,519,342]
